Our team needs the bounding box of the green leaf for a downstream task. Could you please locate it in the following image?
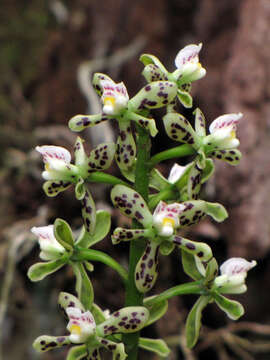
[33,335,70,352]
[186,295,210,348]
[67,345,88,360]
[27,257,66,281]
[181,250,204,281]
[143,296,168,326]
[54,218,74,252]
[205,202,228,222]
[76,210,111,248]
[75,177,86,200]
[213,292,244,320]
[139,337,170,357]
[71,262,94,310]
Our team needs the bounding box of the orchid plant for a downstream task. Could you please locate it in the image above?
[29,43,256,360]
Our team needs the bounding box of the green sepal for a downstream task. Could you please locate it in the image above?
[194,108,206,137]
[205,258,218,283]
[75,177,86,200]
[149,168,171,190]
[67,345,88,360]
[69,113,109,132]
[88,143,116,171]
[54,218,74,252]
[143,296,168,326]
[187,161,203,200]
[139,54,168,74]
[139,337,170,357]
[201,158,215,183]
[71,262,94,310]
[173,236,212,262]
[181,250,204,281]
[205,202,228,222]
[76,210,111,248]
[207,149,242,165]
[43,180,72,197]
[74,137,87,167]
[177,88,193,108]
[159,240,175,256]
[96,307,149,336]
[27,257,67,281]
[81,188,96,235]
[33,335,70,352]
[142,63,168,83]
[116,121,136,170]
[92,72,113,96]
[91,303,107,325]
[212,292,244,320]
[186,295,211,348]
[58,292,85,316]
[119,160,136,183]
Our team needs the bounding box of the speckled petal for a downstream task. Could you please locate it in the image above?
[58,292,85,317]
[112,227,153,244]
[129,81,177,111]
[69,113,110,132]
[135,241,160,293]
[128,112,158,137]
[92,72,114,96]
[87,143,116,172]
[142,63,168,83]
[81,188,96,235]
[96,307,149,336]
[111,185,153,228]
[187,161,203,200]
[172,236,212,262]
[115,121,136,170]
[66,345,90,360]
[43,180,72,197]
[140,54,168,74]
[194,108,206,137]
[207,149,242,165]
[74,137,87,167]
[163,112,198,146]
[33,335,70,352]
[98,339,126,360]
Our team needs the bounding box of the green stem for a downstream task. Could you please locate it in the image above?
[144,281,204,307]
[72,248,128,284]
[86,172,129,187]
[123,125,151,360]
[149,144,196,168]
[148,187,177,210]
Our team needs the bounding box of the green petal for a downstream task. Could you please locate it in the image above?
[96,307,149,336]
[135,241,159,293]
[163,112,198,146]
[128,111,158,137]
[27,257,66,281]
[177,88,193,108]
[71,262,94,310]
[58,292,85,316]
[74,137,87,167]
[87,143,116,171]
[67,345,88,360]
[92,72,114,96]
[194,108,206,137]
[139,54,168,74]
[142,64,168,83]
[54,218,74,252]
[81,188,96,235]
[208,149,242,165]
[186,295,210,348]
[111,185,153,228]
[129,81,177,111]
[43,180,72,197]
[112,227,152,244]
[33,335,70,352]
[76,210,111,248]
[143,296,168,326]
[115,121,136,170]
[69,113,109,132]
[139,338,170,357]
[213,292,244,320]
[173,236,212,262]
[205,202,228,222]
[181,250,204,281]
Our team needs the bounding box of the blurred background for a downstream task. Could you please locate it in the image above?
[1,0,270,359]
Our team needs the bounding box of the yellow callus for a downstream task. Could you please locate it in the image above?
[103,96,116,108]
[70,324,82,335]
[162,217,175,229]
[230,130,236,139]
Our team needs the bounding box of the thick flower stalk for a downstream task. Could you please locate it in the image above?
[33,292,149,360]
[69,74,177,170]
[140,43,206,108]
[111,185,227,293]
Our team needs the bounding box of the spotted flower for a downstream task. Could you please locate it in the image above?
[140,43,206,108]
[69,73,177,170]
[111,185,227,293]
[33,292,149,360]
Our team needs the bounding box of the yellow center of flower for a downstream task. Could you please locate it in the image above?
[162,217,175,229]
[103,96,115,108]
[45,163,51,171]
[230,130,236,139]
[70,324,82,335]
[197,62,202,68]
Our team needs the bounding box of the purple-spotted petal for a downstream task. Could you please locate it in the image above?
[140,54,168,74]
[135,241,160,293]
[153,201,184,237]
[111,185,153,228]
[128,112,158,137]
[100,79,129,115]
[187,161,203,200]
[74,137,87,167]
[163,112,198,147]
[96,307,149,336]
[69,113,110,132]
[220,258,257,277]
[87,143,116,172]
[98,339,126,360]
[81,189,96,234]
[175,44,202,71]
[43,180,72,197]
[33,335,70,352]
[194,108,206,137]
[142,63,168,83]
[173,236,212,261]
[115,121,136,170]
[36,145,71,165]
[92,72,115,96]
[112,227,153,244]
[209,113,242,134]
[207,149,242,165]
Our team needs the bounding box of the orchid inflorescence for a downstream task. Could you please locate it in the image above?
[29,43,256,359]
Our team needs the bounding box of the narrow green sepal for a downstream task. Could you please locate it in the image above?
[54,218,74,252]
[181,250,204,281]
[75,177,86,200]
[139,54,168,74]
[76,210,111,248]
[91,303,107,325]
[100,340,126,360]
[69,113,108,132]
[177,88,193,108]
[149,168,170,190]
[194,108,206,137]
[207,149,242,165]
[81,189,96,235]
[72,262,94,310]
[186,295,211,348]
[116,121,136,170]
[143,296,168,326]
[67,344,88,360]
[142,64,168,82]
[74,137,87,167]
[201,158,215,183]
[43,180,72,197]
[205,258,218,283]
[213,292,244,320]
[58,292,85,316]
[27,257,67,281]
[139,337,170,357]
[173,236,212,262]
[88,143,116,171]
[205,202,228,222]
[187,161,203,200]
[127,111,158,137]
[33,335,70,352]
[112,227,151,244]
